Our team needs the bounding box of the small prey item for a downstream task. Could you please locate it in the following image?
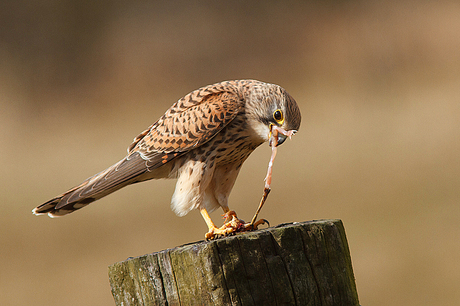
[249,125,296,227]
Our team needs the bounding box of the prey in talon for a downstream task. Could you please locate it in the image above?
[32,80,301,240]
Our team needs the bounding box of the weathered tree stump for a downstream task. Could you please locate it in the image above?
[108,219,359,306]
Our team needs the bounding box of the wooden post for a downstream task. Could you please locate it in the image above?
[108,219,359,306]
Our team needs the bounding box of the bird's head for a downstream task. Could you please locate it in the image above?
[245,81,301,147]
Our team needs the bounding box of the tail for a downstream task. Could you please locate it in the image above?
[33,152,149,217]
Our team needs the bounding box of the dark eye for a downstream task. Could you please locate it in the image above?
[273,109,284,123]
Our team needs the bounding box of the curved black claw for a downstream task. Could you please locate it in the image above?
[250,218,270,230]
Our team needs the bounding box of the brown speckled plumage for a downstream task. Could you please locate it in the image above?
[33,80,301,237]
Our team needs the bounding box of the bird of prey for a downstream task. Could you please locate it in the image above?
[33,80,301,239]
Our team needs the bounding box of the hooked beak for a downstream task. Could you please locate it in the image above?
[274,134,288,146]
[269,125,297,147]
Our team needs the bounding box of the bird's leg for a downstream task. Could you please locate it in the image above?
[201,206,261,239]
[201,207,249,240]
[200,208,236,240]
[201,125,297,239]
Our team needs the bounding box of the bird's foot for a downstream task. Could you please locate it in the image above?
[205,211,269,240]
[204,225,237,240]
[223,210,269,232]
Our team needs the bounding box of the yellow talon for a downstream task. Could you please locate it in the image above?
[201,208,269,240]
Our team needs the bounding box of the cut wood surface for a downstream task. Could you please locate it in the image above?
[108,219,359,306]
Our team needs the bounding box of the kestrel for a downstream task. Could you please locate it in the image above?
[33,80,301,239]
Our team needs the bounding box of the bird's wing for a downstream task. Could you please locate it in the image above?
[34,82,245,216]
[129,83,244,169]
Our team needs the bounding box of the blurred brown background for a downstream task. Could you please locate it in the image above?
[1,0,459,305]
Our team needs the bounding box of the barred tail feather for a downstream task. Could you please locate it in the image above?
[33,152,149,217]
